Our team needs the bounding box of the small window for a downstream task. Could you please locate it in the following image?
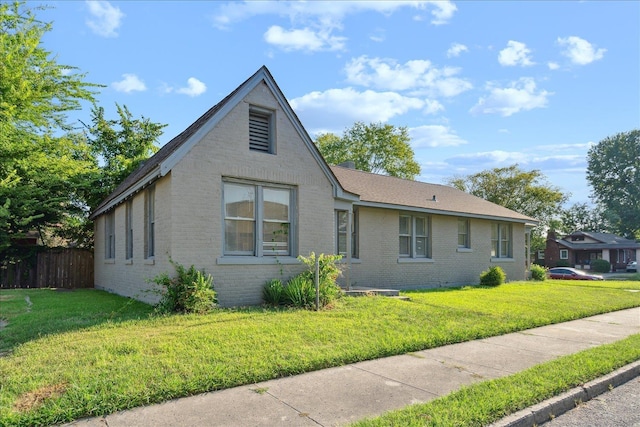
[537,250,545,259]
[457,219,470,248]
[491,223,512,258]
[125,199,133,260]
[560,249,569,260]
[145,185,155,259]
[249,107,274,153]
[336,209,359,258]
[399,214,430,258]
[105,211,115,259]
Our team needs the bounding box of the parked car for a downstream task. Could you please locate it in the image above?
[627,261,638,272]
[547,267,604,281]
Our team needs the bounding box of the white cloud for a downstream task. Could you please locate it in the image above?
[290,87,425,133]
[264,25,346,52]
[111,74,146,93]
[410,125,467,148]
[547,62,560,70]
[498,40,534,67]
[86,1,124,38]
[445,150,587,172]
[344,56,472,97]
[446,43,468,58]
[176,78,207,97]
[558,36,606,65]
[470,78,551,117]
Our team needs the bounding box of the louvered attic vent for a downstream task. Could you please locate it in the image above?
[249,108,273,153]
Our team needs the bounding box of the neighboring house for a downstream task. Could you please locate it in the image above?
[545,230,640,271]
[90,66,538,307]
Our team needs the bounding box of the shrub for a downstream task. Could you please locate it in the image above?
[556,260,570,267]
[591,259,611,273]
[479,266,506,286]
[530,264,547,281]
[283,275,315,309]
[263,279,285,306]
[151,261,217,314]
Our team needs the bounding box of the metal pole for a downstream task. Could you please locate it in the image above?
[315,257,320,311]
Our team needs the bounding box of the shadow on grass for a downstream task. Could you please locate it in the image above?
[0,288,154,353]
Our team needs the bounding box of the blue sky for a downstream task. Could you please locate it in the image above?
[41,1,639,206]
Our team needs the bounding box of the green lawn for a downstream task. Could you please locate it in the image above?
[1,280,639,426]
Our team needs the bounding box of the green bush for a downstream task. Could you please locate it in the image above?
[556,260,570,267]
[283,275,315,308]
[530,264,547,281]
[151,261,217,314]
[591,259,611,273]
[479,266,506,286]
[263,279,285,306]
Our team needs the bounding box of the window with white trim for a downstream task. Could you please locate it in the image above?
[491,223,512,258]
[399,214,430,258]
[105,211,115,259]
[125,199,133,260]
[224,181,294,256]
[249,106,274,153]
[144,185,155,259]
[336,208,358,258]
[457,218,470,248]
[560,249,569,260]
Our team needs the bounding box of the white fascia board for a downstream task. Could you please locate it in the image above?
[354,200,538,225]
[90,167,161,218]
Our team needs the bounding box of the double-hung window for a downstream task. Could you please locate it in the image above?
[125,199,133,260]
[491,223,512,258]
[224,181,294,256]
[399,214,430,258]
[145,185,155,259]
[336,208,358,258]
[105,211,115,259]
[457,218,470,248]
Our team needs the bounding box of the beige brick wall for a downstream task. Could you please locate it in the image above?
[343,206,527,290]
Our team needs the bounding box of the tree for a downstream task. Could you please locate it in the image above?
[558,203,615,235]
[586,130,640,239]
[315,121,420,180]
[0,2,99,254]
[447,164,568,252]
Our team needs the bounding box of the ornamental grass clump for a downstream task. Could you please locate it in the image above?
[479,266,506,287]
[151,261,217,314]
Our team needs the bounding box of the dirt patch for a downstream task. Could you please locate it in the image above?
[0,294,15,301]
[13,383,67,412]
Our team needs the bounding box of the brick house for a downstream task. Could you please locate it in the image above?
[91,66,537,307]
[544,230,640,271]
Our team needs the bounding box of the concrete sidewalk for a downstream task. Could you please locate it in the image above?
[67,307,640,427]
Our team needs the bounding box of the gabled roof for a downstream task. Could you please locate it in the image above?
[91,66,352,219]
[556,231,640,250]
[330,166,538,224]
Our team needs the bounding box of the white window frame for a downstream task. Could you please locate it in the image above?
[491,223,512,258]
[125,199,133,260]
[223,180,295,257]
[399,214,430,258]
[145,185,155,259]
[457,218,470,249]
[105,211,115,259]
[249,106,275,154]
[560,249,569,260]
[336,208,358,258]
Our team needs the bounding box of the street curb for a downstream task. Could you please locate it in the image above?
[490,360,640,427]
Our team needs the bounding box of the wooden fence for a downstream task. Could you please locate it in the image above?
[0,248,93,289]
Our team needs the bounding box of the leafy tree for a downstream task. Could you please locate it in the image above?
[586,130,640,239]
[316,121,420,180]
[558,202,615,235]
[0,2,99,253]
[447,164,568,252]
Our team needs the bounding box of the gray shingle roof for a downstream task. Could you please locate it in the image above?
[557,231,640,249]
[330,165,537,224]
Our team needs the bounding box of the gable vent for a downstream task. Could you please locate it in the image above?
[249,110,272,153]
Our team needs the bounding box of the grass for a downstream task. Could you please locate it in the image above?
[0,280,639,426]
[352,333,640,427]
